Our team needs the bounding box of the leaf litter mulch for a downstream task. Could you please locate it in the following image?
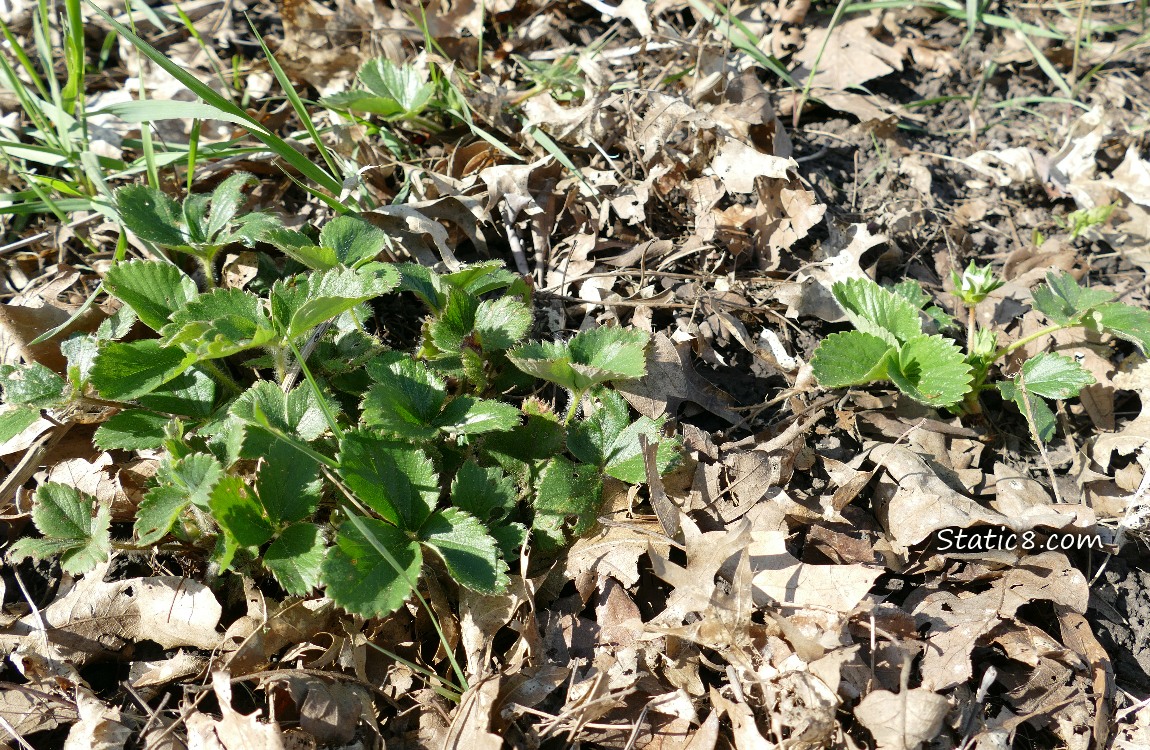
[2,0,1150,748]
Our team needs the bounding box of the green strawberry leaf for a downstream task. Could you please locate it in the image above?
[421,508,509,594]
[433,396,521,437]
[264,523,327,596]
[358,58,435,115]
[90,340,196,400]
[270,265,399,339]
[442,261,520,297]
[337,430,438,530]
[7,483,110,574]
[0,363,68,407]
[232,381,331,442]
[886,335,972,408]
[831,278,922,346]
[96,306,138,341]
[474,297,533,351]
[1031,271,1115,325]
[161,288,276,359]
[568,391,677,484]
[136,366,217,417]
[255,438,322,524]
[361,353,447,440]
[1088,302,1150,354]
[322,517,421,618]
[205,173,256,238]
[532,456,602,554]
[61,334,99,385]
[318,215,388,268]
[482,411,566,486]
[998,379,1058,442]
[93,410,170,451]
[396,263,446,310]
[208,475,274,548]
[889,279,930,309]
[104,260,198,332]
[113,185,188,248]
[811,331,894,389]
[427,289,479,354]
[134,485,190,545]
[134,453,224,544]
[319,89,406,117]
[0,406,40,444]
[509,327,649,393]
[450,462,518,523]
[1014,352,1095,399]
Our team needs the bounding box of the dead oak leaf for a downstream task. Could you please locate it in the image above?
[793,15,905,91]
[744,529,882,636]
[910,552,1088,691]
[711,138,795,194]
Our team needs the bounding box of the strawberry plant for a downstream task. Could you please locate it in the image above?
[1,176,679,620]
[811,264,1150,441]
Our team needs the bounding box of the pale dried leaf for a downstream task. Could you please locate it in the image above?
[854,688,949,750]
[63,691,130,750]
[4,574,221,668]
[185,671,284,750]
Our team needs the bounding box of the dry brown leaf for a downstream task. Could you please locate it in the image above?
[63,691,131,750]
[779,222,886,322]
[459,578,527,675]
[129,650,207,691]
[866,442,1089,551]
[0,686,79,741]
[711,139,795,194]
[745,529,882,639]
[446,676,503,750]
[185,671,284,750]
[0,301,104,372]
[271,674,369,746]
[617,333,741,424]
[3,571,221,670]
[910,552,1088,690]
[709,688,773,750]
[793,15,905,91]
[854,687,949,750]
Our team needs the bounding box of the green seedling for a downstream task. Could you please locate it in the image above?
[811,268,1150,441]
[321,58,449,133]
[1056,204,1115,240]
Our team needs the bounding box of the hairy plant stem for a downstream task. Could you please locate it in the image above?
[564,389,584,425]
[198,253,217,289]
[993,324,1069,361]
[966,306,977,351]
[200,360,243,396]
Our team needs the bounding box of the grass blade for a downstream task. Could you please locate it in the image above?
[87,0,344,197]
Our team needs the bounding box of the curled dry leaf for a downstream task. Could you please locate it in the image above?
[445,676,503,750]
[63,691,131,750]
[0,687,79,742]
[908,552,1088,691]
[616,332,741,424]
[185,671,284,750]
[869,444,1092,553]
